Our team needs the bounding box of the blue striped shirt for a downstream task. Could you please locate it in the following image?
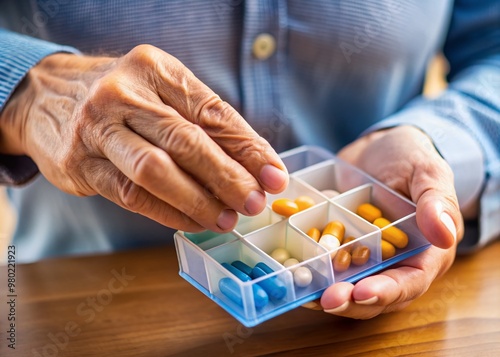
[1,0,499,261]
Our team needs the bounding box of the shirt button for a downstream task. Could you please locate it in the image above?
[252,33,276,60]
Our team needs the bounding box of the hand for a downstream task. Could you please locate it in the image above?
[319,125,464,319]
[0,45,288,233]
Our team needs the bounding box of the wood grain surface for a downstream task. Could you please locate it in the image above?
[1,239,499,357]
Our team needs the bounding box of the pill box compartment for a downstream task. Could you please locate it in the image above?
[174,146,431,327]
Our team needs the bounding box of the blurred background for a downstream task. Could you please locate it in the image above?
[0,55,448,263]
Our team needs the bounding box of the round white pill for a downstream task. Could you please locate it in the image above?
[318,234,340,258]
[293,266,313,288]
[283,258,300,272]
[321,189,340,198]
[270,247,290,264]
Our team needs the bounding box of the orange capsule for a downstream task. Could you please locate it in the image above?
[351,245,370,266]
[306,227,321,242]
[333,249,351,272]
[356,203,383,223]
[381,239,396,260]
[341,236,358,253]
[322,221,345,244]
[294,196,316,211]
[272,198,299,217]
[373,217,409,249]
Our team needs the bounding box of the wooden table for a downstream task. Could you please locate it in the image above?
[1,240,499,357]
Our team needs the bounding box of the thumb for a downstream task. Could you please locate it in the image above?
[414,179,463,250]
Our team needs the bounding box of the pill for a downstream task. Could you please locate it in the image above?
[270,247,291,264]
[321,189,340,198]
[219,277,269,309]
[351,245,371,266]
[294,195,316,211]
[356,203,383,223]
[272,198,299,217]
[333,249,351,272]
[381,239,396,260]
[293,266,313,288]
[318,234,340,258]
[306,227,321,242]
[373,218,409,248]
[283,258,300,272]
[231,260,253,276]
[222,262,251,281]
[341,236,358,253]
[322,221,345,244]
[255,262,274,274]
[251,266,287,301]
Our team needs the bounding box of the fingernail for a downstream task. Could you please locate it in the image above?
[440,212,457,242]
[355,296,379,305]
[260,164,288,191]
[323,301,350,314]
[216,209,237,231]
[245,191,266,215]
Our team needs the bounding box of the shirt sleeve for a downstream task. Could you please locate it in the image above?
[365,0,500,252]
[0,29,80,185]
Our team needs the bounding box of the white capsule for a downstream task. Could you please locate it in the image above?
[270,247,290,264]
[318,234,340,258]
[283,258,300,272]
[293,266,313,288]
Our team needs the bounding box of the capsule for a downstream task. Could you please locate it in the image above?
[356,203,383,223]
[373,218,409,248]
[318,234,341,258]
[306,227,321,242]
[322,221,345,244]
[219,277,269,309]
[272,198,299,217]
[333,249,351,272]
[294,196,316,211]
[250,266,287,301]
[351,245,370,266]
[231,260,253,276]
[283,258,300,272]
[342,236,358,253]
[381,239,396,260]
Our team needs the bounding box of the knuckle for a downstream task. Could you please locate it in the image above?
[162,122,206,163]
[182,193,210,219]
[129,148,165,187]
[117,177,149,213]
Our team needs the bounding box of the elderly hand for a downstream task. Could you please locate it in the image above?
[319,125,464,319]
[0,45,288,233]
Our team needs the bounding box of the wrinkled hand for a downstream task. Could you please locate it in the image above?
[0,45,288,232]
[319,126,464,319]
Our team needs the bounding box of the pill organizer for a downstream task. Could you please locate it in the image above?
[174,146,431,327]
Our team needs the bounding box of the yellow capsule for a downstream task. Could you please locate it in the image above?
[351,245,370,266]
[333,249,351,272]
[356,203,383,223]
[381,239,396,260]
[373,217,409,249]
[322,221,345,244]
[294,195,316,211]
[272,198,299,217]
[306,227,321,242]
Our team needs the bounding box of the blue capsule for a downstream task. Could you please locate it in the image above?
[251,266,287,301]
[220,263,269,309]
[231,260,253,276]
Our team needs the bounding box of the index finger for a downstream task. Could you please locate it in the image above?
[150,47,289,194]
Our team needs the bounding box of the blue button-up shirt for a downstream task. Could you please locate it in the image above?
[1,0,499,262]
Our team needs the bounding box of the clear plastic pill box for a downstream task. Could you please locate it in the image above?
[174,146,431,327]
